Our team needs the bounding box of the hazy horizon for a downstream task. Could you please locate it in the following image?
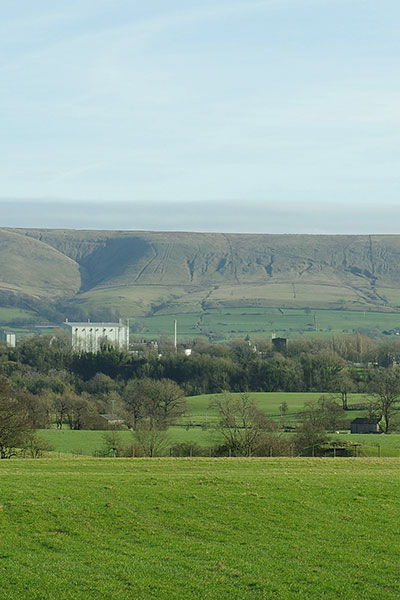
[2,198,400,234]
[2,0,399,233]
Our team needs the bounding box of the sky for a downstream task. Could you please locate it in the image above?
[1,0,399,233]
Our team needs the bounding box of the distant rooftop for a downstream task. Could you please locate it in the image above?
[64,321,127,328]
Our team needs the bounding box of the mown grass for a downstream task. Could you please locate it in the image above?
[1,458,400,599]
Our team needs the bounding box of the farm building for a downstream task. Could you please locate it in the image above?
[350,418,380,434]
[63,319,129,353]
[100,414,125,426]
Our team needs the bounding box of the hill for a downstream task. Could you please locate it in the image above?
[3,229,400,335]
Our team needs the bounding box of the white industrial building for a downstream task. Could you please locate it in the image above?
[63,319,129,353]
[1,331,16,348]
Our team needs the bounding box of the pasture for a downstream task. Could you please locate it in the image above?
[0,458,400,599]
[184,391,368,425]
[130,307,400,341]
[38,427,400,457]
[38,391,377,456]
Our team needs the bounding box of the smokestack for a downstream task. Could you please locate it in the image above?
[174,319,177,350]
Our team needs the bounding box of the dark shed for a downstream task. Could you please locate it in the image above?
[350,418,379,434]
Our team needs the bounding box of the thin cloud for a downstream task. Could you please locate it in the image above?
[44,164,101,184]
[0,0,366,72]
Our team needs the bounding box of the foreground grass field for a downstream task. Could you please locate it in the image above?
[0,458,400,599]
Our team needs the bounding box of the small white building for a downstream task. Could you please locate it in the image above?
[1,332,16,348]
[63,320,129,353]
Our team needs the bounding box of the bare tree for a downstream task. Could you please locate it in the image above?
[135,422,168,457]
[371,368,400,433]
[0,378,31,459]
[123,378,186,428]
[211,392,276,456]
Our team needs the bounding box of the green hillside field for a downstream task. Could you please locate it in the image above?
[1,458,400,599]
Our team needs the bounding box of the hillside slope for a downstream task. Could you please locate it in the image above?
[4,228,400,317]
[0,229,80,298]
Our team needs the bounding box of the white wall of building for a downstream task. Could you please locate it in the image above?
[64,321,129,353]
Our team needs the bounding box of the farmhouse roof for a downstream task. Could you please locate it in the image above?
[100,414,124,422]
[351,417,378,424]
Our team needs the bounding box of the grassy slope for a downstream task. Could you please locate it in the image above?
[0,229,80,298]
[4,229,400,317]
[1,458,400,599]
[0,307,38,323]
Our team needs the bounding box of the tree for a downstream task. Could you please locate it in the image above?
[54,392,70,429]
[123,378,186,429]
[333,371,355,410]
[156,379,186,426]
[65,392,100,430]
[15,390,52,429]
[22,432,53,458]
[370,368,400,433]
[293,421,329,456]
[301,396,346,432]
[123,379,156,428]
[211,392,276,456]
[0,378,31,459]
[134,422,168,457]
[100,431,125,457]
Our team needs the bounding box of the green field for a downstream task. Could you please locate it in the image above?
[185,391,367,424]
[38,427,400,457]
[1,458,400,599]
[0,307,37,324]
[37,391,377,457]
[130,307,400,341]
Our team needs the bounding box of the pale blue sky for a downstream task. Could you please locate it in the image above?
[1,0,399,232]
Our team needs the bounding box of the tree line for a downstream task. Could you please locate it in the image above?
[1,332,400,457]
